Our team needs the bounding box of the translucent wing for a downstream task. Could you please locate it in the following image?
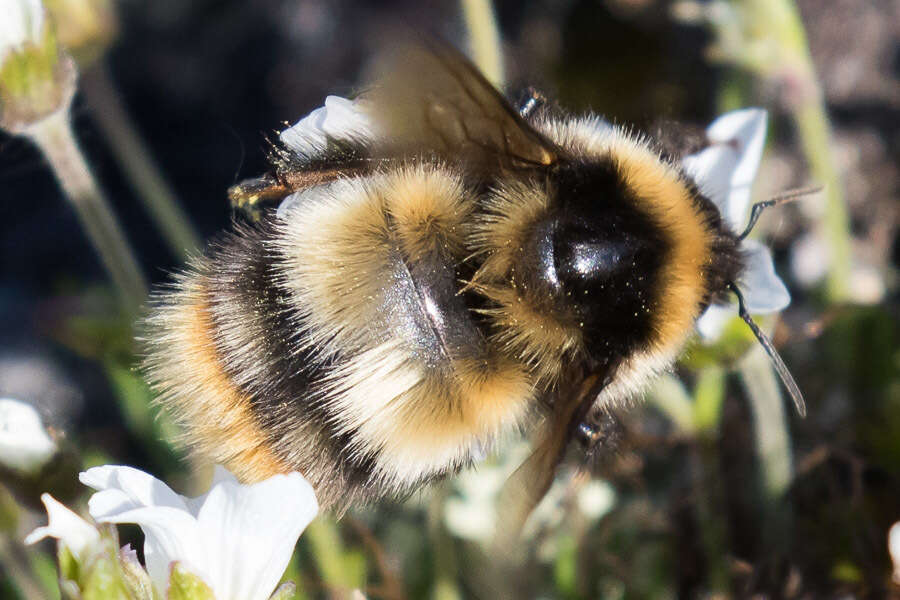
[492,374,608,549]
[365,39,559,173]
[230,39,558,218]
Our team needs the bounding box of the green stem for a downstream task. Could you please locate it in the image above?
[738,0,852,301]
[460,0,504,88]
[649,374,695,434]
[739,344,793,549]
[304,518,365,595]
[0,538,52,600]
[795,101,851,302]
[693,366,726,435]
[81,65,201,258]
[740,346,792,501]
[428,484,462,600]
[693,441,730,594]
[27,109,147,312]
[691,369,729,593]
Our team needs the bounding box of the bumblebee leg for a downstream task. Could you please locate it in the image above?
[516,86,547,118]
[227,174,290,221]
[575,408,622,454]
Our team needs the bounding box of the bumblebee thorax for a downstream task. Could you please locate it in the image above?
[514,159,670,366]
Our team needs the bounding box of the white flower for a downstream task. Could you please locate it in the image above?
[444,442,529,543]
[279,95,375,156]
[41,0,117,63]
[0,0,77,133]
[25,493,101,557]
[444,464,508,542]
[80,465,319,600]
[683,108,791,341]
[0,397,57,473]
[890,521,900,584]
[0,0,45,63]
[276,95,377,219]
[444,442,615,543]
[576,480,616,520]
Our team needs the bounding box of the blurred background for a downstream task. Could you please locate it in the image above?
[0,0,897,598]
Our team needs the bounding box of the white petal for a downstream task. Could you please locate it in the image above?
[738,239,790,314]
[210,464,239,486]
[682,146,730,210]
[576,480,616,520]
[279,95,374,156]
[848,262,886,305]
[25,493,100,557]
[184,465,241,516]
[889,522,900,584]
[93,505,206,592]
[321,96,372,137]
[789,231,830,287]
[80,465,189,515]
[444,497,495,542]
[0,0,44,63]
[696,303,738,341]
[683,108,768,232]
[280,105,327,151]
[81,465,196,590]
[0,397,56,473]
[81,465,318,600]
[197,472,318,600]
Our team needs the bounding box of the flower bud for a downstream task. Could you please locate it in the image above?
[0,0,76,133]
[0,397,57,474]
[43,0,116,66]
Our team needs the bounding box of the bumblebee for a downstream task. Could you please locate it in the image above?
[144,41,804,518]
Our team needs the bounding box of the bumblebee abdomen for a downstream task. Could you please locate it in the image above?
[273,165,533,495]
[145,165,533,508]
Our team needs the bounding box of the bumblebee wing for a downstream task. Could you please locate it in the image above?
[232,40,555,218]
[492,374,607,549]
[365,39,558,172]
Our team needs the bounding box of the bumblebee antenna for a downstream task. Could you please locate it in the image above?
[738,185,823,240]
[727,282,807,418]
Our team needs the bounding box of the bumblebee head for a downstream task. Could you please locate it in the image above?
[474,117,745,389]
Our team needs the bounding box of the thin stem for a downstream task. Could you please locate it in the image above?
[740,345,792,501]
[428,484,462,600]
[27,110,147,312]
[304,518,366,596]
[649,374,696,434]
[460,0,504,88]
[80,65,200,258]
[693,366,726,434]
[692,441,731,594]
[795,100,851,302]
[0,539,51,600]
[689,368,729,593]
[739,344,794,549]
[738,0,853,302]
